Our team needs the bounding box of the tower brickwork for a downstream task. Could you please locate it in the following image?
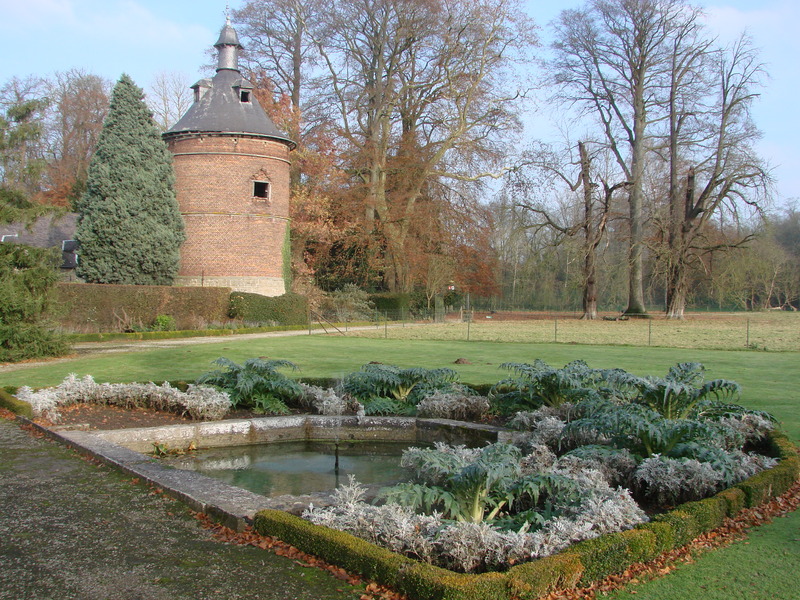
[163,20,294,297]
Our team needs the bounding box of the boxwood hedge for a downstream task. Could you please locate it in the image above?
[252,430,799,600]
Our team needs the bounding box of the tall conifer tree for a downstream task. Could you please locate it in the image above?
[76,74,184,284]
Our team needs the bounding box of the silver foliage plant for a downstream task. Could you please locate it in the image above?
[304,453,648,572]
[416,391,490,421]
[718,413,775,444]
[633,452,777,506]
[16,374,231,422]
[298,383,364,417]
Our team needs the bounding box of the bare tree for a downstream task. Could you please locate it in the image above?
[42,70,110,206]
[147,71,192,132]
[661,36,769,318]
[313,0,535,291]
[551,0,692,316]
[507,141,625,318]
[233,0,321,121]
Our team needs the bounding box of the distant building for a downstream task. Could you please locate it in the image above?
[162,19,295,297]
[0,213,79,279]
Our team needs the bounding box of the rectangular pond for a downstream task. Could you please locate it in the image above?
[162,439,416,497]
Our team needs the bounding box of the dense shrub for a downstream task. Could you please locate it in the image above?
[298,383,364,416]
[490,360,604,414]
[151,314,177,331]
[0,244,68,362]
[0,387,32,417]
[299,360,785,579]
[256,430,798,595]
[53,282,231,332]
[305,448,647,573]
[228,291,308,326]
[318,284,374,322]
[369,292,411,318]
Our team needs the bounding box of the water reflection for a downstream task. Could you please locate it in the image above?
[164,440,412,497]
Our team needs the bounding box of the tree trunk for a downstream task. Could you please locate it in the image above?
[623,74,648,317]
[665,168,696,319]
[624,181,647,316]
[582,250,598,319]
[665,260,688,318]
[579,142,598,320]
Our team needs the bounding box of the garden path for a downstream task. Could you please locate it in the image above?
[0,325,397,374]
[0,418,363,600]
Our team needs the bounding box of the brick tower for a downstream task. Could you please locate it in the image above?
[163,20,294,297]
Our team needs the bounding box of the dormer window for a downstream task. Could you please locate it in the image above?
[191,79,212,103]
[253,181,270,199]
[240,90,251,103]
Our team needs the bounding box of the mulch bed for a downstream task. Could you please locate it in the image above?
[39,404,266,431]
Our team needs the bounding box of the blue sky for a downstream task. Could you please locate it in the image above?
[1,0,797,207]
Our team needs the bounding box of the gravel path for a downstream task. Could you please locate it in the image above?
[0,418,363,600]
[0,325,393,374]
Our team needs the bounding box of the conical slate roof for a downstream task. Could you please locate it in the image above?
[164,22,294,147]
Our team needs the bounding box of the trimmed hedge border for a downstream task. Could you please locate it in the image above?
[253,430,799,600]
[369,293,411,318]
[229,292,308,326]
[52,283,232,332]
[0,387,31,418]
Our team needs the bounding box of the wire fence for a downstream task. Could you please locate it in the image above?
[309,309,800,352]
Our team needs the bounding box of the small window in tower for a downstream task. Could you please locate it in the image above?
[253,181,270,199]
[240,90,251,103]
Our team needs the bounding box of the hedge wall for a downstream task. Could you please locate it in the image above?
[369,293,411,317]
[253,430,800,600]
[0,387,32,418]
[229,292,308,326]
[52,283,232,332]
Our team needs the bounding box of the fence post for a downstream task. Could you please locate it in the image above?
[648,319,652,346]
[467,317,471,341]
[554,317,558,343]
[385,313,388,339]
[746,318,750,347]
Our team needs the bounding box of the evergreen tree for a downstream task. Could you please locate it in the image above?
[0,245,68,362]
[76,74,184,284]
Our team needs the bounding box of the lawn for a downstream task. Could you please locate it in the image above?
[3,335,798,440]
[2,323,798,600]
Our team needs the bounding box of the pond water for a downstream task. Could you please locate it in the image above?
[164,440,414,497]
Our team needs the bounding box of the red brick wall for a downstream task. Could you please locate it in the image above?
[167,134,291,284]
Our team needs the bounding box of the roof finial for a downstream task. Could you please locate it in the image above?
[225,4,231,26]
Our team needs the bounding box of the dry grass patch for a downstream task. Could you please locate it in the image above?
[345,312,800,352]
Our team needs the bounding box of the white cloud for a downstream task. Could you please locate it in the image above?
[0,0,76,26]
[0,0,213,85]
[0,0,209,50]
[702,1,799,47]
